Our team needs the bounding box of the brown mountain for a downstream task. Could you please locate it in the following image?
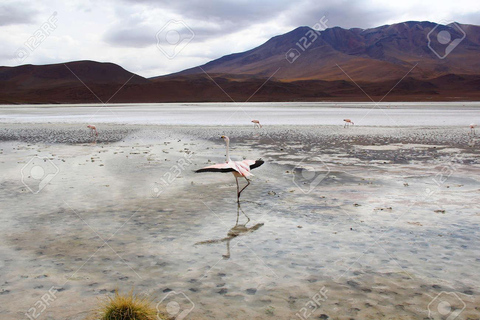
[169,21,480,82]
[0,61,149,104]
[1,21,480,104]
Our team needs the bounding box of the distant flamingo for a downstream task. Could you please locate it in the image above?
[195,136,264,203]
[251,120,262,129]
[87,125,98,137]
[343,119,354,128]
[470,123,477,135]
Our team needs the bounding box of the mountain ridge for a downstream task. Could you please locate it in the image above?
[168,20,480,82]
[1,21,480,103]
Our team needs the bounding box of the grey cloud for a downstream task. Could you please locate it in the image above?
[0,2,39,26]
[102,22,232,48]
[457,11,480,26]
[102,0,395,55]
[284,0,395,30]
[116,0,292,43]
[103,25,157,48]
[108,0,394,49]
[124,0,293,24]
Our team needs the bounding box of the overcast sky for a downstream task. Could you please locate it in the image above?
[1,0,479,77]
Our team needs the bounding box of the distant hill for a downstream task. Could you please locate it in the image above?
[0,61,148,104]
[168,21,480,82]
[1,21,480,104]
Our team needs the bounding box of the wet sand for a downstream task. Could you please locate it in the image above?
[1,123,479,319]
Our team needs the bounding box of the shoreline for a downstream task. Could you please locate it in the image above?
[2,101,480,107]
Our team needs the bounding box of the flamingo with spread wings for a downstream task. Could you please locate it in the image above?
[195,136,264,203]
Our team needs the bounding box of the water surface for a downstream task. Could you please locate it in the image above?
[1,102,479,126]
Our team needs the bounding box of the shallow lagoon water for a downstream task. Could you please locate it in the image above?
[0,120,480,319]
[1,102,480,126]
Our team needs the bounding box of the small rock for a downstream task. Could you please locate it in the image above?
[246,288,257,295]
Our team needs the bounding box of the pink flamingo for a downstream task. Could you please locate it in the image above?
[87,125,98,137]
[195,136,264,203]
[251,120,262,129]
[343,119,354,128]
[470,123,476,135]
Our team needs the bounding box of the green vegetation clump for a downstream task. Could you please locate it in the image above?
[95,290,166,320]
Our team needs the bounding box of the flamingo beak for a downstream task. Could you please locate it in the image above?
[221,135,225,139]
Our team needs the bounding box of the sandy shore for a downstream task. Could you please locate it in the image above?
[1,123,479,319]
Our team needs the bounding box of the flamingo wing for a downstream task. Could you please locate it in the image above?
[231,160,252,177]
[242,159,264,170]
[231,159,264,177]
[195,159,264,175]
[195,162,236,173]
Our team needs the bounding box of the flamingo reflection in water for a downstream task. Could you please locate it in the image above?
[195,204,264,259]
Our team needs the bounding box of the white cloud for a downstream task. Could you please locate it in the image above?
[0,0,479,77]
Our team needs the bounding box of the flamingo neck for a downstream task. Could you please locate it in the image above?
[225,139,230,162]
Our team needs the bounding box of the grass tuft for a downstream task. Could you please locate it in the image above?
[95,289,166,320]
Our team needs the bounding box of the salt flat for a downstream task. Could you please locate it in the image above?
[1,102,480,126]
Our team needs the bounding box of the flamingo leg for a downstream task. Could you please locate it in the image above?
[238,177,250,200]
[238,201,250,223]
[236,203,240,225]
[222,240,231,259]
[235,176,240,203]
